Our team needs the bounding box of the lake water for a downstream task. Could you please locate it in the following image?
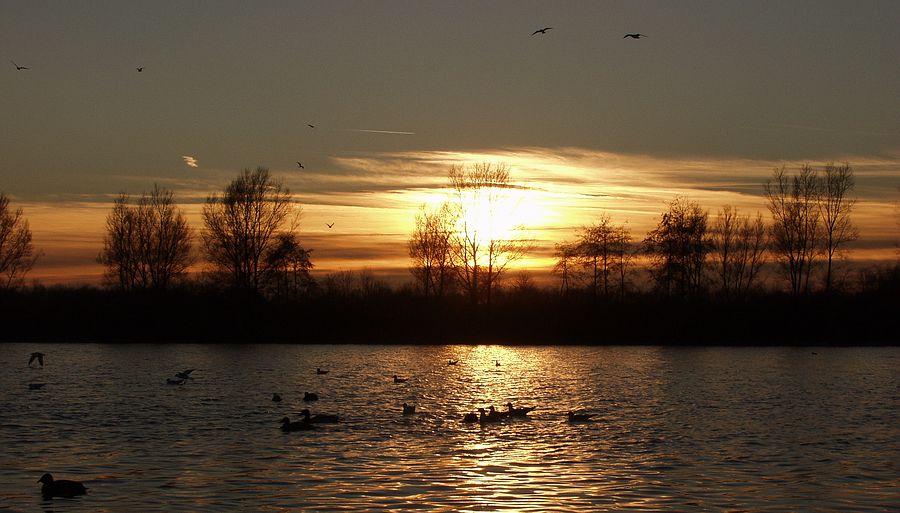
[0,344,897,512]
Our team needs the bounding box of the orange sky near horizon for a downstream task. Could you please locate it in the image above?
[17,148,900,287]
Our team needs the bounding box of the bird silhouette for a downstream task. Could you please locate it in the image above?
[29,383,46,390]
[316,367,328,375]
[38,474,87,498]
[307,124,315,128]
[623,33,647,39]
[567,411,596,422]
[280,416,313,432]
[493,359,501,367]
[532,27,552,36]
[11,60,29,70]
[297,162,304,169]
[29,352,44,367]
[326,222,334,228]
[402,403,416,415]
[448,359,458,365]
[393,375,408,383]
[300,408,339,423]
[303,392,319,401]
[136,67,143,72]
[175,368,197,380]
[272,393,283,402]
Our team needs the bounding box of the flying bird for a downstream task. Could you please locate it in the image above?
[307,124,315,128]
[326,222,334,228]
[11,60,29,70]
[297,162,304,169]
[623,33,647,39]
[175,368,197,379]
[182,155,198,168]
[29,352,44,367]
[136,67,143,72]
[532,27,552,36]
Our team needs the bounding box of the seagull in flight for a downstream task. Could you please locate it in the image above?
[297,162,304,169]
[136,67,143,72]
[326,222,334,228]
[29,352,44,367]
[532,27,552,36]
[623,33,647,39]
[11,60,29,70]
[307,124,315,128]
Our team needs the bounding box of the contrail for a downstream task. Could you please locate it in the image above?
[342,128,416,135]
[182,155,199,168]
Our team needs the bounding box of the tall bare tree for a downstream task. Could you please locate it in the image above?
[447,162,529,306]
[643,197,710,297]
[765,165,820,295]
[408,203,456,297]
[818,162,858,292]
[710,205,768,298]
[264,233,314,299]
[202,167,299,292]
[577,214,635,297]
[0,193,39,289]
[99,185,193,290]
[552,241,578,295]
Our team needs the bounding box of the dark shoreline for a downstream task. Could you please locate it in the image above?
[2,286,897,345]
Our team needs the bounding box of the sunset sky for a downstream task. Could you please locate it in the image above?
[2,1,898,285]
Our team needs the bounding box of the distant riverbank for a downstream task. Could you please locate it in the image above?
[2,286,897,345]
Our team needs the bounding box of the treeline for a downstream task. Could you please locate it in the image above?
[0,162,898,344]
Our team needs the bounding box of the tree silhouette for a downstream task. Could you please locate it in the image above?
[710,206,768,298]
[644,197,710,298]
[98,185,192,290]
[264,233,314,299]
[0,193,39,290]
[765,165,820,295]
[408,203,456,297]
[819,163,858,292]
[202,167,299,292]
[447,163,530,306]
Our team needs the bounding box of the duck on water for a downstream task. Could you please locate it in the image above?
[38,473,87,498]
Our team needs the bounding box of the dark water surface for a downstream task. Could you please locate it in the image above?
[1,344,897,512]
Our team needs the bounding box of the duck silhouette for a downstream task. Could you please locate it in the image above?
[402,403,416,415]
[29,383,46,390]
[166,378,185,385]
[478,407,504,423]
[462,412,479,422]
[316,368,329,375]
[28,352,44,367]
[393,375,408,383]
[38,473,87,498]
[505,402,536,417]
[567,411,596,422]
[303,392,319,401]
[300,408,339,423]
[280,417,313,432]
[272,393,282,402]
[175,369,197,380]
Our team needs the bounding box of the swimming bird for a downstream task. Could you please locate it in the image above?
[303,392,319,401]
[28,352,44,367]
[11,60,29,70]
[505,402,536,417]
[567,411,595,422]
[532,27,552,36]
[175,368,197,380]
[29,383,46,390]
[280,416,313,432]
[297,162,304,169]
[393,375,408,383]
[326,222,334,228]
[37,474,87,498]
[166,378,185,385]
[478,407,504,423]
[448,359,458,365]
[462,412,479,422]
[300,408,339,423]
[402,403,416,415]
[272,393,282,402]
[316,368,329,375]
[136,67,143,72]
[493,359,501,367]
[623,33,647,39]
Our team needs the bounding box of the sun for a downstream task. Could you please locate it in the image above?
[455,184,542,247]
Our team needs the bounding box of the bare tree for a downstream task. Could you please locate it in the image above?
[408,203,456,297]
[0,193,39,289]
[99,185,193,290]
[765,165,820,295]
[552,241,578,295]
[265,233,314,299]
[447,163,530,306]
[819,162,858,292]
[643,197,710,297]
[710,205,768,298]
[577,214,629,297]
[202,167,299,292]
[611,224,635,298]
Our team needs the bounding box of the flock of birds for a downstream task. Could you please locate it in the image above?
[26,350,597,498]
